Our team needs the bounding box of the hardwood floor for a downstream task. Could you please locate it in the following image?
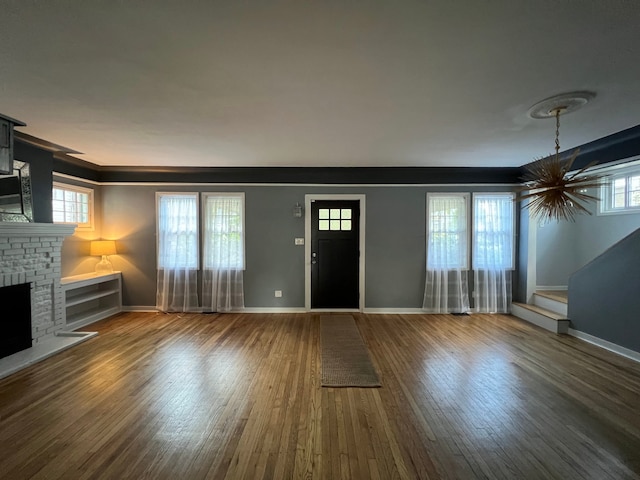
[0,312,639,479]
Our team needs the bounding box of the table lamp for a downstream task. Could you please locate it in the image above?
[90,240,117,273]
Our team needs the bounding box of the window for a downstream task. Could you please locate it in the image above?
[425,191,515,314]
[600,168,640,214]
[203,193,245,269]
[473,193,515,270]
[156,192,245,313]
[426,192,516,270]
[156,193,199,269]
[52,182,94,229]
[426,193,469,269]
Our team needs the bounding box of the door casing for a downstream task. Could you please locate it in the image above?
[305,194,366,311]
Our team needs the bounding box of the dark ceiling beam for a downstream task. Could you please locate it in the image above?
[520,124,640,172]
[94,166,522,185]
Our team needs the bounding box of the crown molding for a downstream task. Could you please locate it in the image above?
[14,131,82,155]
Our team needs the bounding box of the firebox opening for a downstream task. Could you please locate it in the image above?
[0,283,32,359]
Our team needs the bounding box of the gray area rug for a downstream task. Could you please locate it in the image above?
[320,315,381,388]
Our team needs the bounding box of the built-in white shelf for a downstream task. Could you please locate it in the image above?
[61,271,122,330]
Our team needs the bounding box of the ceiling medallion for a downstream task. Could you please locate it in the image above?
[527,91,596,119]
[519,91,605,223]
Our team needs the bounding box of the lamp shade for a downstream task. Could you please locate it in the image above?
[90,240,117,256]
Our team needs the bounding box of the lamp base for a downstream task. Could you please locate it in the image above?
[95,255,113,273]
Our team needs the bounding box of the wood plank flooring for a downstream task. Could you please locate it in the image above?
[0,312,639,479]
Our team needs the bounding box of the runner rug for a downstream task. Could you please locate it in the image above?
[320,314,381,387]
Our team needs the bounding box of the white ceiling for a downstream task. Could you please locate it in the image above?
[1,1,639,168]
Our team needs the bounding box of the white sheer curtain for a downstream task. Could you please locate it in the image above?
[202,193,245,312]
[423,194,470,313]
[473,193,514,313]
[156,194,200,312]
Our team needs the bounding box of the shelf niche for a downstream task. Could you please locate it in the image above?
[61,271,122,330]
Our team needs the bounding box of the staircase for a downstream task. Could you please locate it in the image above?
[511,290,569,334]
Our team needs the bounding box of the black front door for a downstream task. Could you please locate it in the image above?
[311,200,360,309]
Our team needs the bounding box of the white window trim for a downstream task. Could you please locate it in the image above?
[472,192,516,270]
[426,192,471,271]
[52,182,94,231]
[598,165,640,216]
[201,192,246,270]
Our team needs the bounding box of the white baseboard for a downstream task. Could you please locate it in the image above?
[536,285,568,291]
[568,329,640,363]
[126,307,427,314]
[309,308,360,313]
[123,306,158,312]
[241,307,307,313]
[124,306,308,314]
[363,308,425,314]
[123,307,465,315]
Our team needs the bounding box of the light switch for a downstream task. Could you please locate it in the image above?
[295,237,304,245]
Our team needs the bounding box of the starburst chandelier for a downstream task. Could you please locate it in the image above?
[518,92,605,222]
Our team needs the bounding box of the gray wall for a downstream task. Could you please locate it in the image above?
[568,228,640,352]
[59,181,515,309]
[56,176,105,276]
[536,187,640,287]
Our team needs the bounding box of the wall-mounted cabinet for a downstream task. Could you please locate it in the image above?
[61,271,122,330]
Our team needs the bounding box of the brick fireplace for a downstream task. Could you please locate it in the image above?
[0,223,76,356]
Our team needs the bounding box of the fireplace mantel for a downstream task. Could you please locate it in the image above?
[0,222,77,237]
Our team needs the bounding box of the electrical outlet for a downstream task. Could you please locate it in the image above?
[275,290,282,298]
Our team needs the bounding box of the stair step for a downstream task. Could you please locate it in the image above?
[535,290,568,304]
[533,291,568,317]
[516,303,566,320]
[511,302,569,334]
